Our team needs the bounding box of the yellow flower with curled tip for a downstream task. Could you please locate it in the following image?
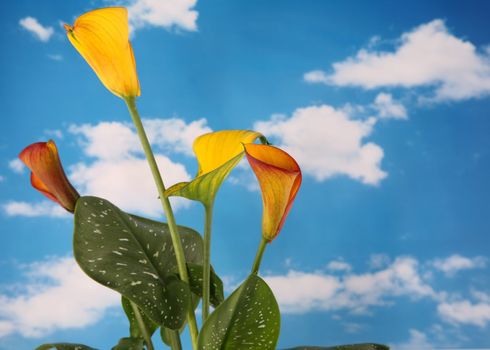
[64,7,140,98]
[244,144,302,241]
[19,140,80,213]
[165,130,263,206]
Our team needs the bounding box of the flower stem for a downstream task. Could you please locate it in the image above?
[124,97,199,350]
[164,329,183,350]
[251,237,268,275]
[202,203,213,321]
[130,300,155,350]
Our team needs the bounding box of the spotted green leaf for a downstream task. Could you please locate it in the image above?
[198,274,280,350]
[283,345,389,350]
[73,196,203,329]
[35,344,97,350]
[121,296,158,339]
[185,262,224,307]
[111,337,144,350]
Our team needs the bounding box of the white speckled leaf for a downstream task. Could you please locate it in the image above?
[198,274,280,350]
[111,337,145,350]
[73,196,203,329]
[283,345,389,350]
[35,344,97,350]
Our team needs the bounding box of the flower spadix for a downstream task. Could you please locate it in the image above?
[19,140,80,212]
[64,7,140,98]
[244,144,302,241]
[165,130,262,206]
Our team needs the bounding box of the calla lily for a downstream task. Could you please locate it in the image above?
[165,130,263,206]
[19,140,80,212]
[64,7,140,98]
[244,144,302,241]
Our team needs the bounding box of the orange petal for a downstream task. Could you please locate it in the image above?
[19,140,80,212]
[65,7,140,98]
[244,144,302,241]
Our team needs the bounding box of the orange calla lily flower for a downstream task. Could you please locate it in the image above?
[64,7,140,98]
[19,140,80,212]
[244,144,302,241]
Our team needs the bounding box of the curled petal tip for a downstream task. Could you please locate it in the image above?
[244,144,302,241]
[65,7,140,98]
[19,140,80,213]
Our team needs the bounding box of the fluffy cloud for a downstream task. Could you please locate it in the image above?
[2,201,69,218]
[373,93,407,120]
[438,298,490,327]
[68,118,210,217]
[8,159,25,174]
[326,260,352,272]
[113,0,198,32]
[432,254,487,276]
[305,19,490,101]
[70,155,190,217]
[254,105,387,185]
[19,17,54,42]
[264,256,436,314]
[392,329,435,350]
[0,257,119,338]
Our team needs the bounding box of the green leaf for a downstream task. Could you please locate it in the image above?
[121,296,158,339]
[282,345,390,350]
[186,262,224,307]
[198,274,280,350]
[165,152,244,206]
[111,337,145,350]
[73,196,204,329]
[35,344,97,350]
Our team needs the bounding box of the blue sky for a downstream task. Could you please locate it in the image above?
[1,0,490,349]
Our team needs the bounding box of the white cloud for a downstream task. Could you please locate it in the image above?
[0,175,4,182]
[2,201,69,218]
[327,260,352,272]
[264,256,436,314]
[144,118,212,156]
[254,105,387,185]
[368,253,391,269]
[432,254,487,276]
[70,155,190,217]
[305,19,490,101]
[8,159,25,174]
[19,17,54,42]
[393,329,435,350]
[68,118,209,217]
[47,54,63,61]
[44,128,63,139]
[438,299,490,327]
[373,93,407,120]
[113,0,199,33]
[0,256,119,338]
[303,70,329,84]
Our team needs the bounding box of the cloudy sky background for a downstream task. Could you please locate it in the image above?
[1,0,490,349]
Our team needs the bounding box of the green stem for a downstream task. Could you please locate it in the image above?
[251,237,268,275]
[124,97,199,350]
[164,329,183,350]
[130,300,155,350]
[202,203,213,321]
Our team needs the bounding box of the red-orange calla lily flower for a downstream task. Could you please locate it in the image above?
[244,144,302,241]
[19,140,80,212]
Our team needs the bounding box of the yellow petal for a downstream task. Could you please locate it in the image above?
[166,130,262,206]
[65,7,140,98]
[194,130,262,176]
[244,144,302,241]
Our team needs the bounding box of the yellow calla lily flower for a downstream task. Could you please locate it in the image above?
[244,144,302,241]
[64,7,140,98]
[166,130,262,206]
